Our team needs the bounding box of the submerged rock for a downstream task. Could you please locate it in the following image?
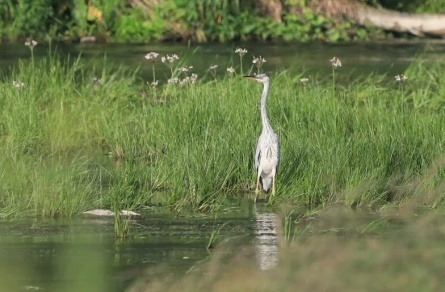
[83,209,115,217]
[83,209,144,220]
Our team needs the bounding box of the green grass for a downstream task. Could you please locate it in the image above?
[2,50,445,218]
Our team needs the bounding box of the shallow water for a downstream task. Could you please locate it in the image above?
[2,202,445,291]
[0,203,284,291]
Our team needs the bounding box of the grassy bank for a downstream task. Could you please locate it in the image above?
[1,47,445,218]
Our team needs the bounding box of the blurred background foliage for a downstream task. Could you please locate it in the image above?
[0,0,442,43]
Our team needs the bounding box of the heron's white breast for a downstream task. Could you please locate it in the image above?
[258,145,279,174]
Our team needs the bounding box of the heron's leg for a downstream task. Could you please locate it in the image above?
[270,169,276,202]
[272,175,276,196]
[254,172,261,203]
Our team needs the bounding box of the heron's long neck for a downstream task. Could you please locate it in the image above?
[260,81,273,133]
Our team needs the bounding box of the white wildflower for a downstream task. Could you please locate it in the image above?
[300,78,309,83]
[25,39,38,48]
[395,74,408,82]
[177,74,198,87]
[13,81,25,88]
[330,57,342,68]
[227,66,236,74]
[209,64,218,70]
[168,77,179,84]
[144,52,159,60]
[167,54,179,63]
[162,54,180,64]
[190,74,198,84]
[235,48,248,56]
[252,56,266,64]
[179,77,190,86]
[92,77,102,84]
[179,66,193,72]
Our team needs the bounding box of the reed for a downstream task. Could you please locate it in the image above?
[2,48,445,217]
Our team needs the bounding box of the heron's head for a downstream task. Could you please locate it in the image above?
[243,73,269,84]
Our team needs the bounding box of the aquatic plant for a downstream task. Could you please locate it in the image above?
[145,52,160,82]
[252,56,266,74]
[235,48,248,75]
[226,66,236,75]
[206,64,217,79]
[114,210,131,239]
[330,56,342,88]
[206,219,229,253]
[25,39,38,68]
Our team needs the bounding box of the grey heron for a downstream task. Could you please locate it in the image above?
[244,74,280,203]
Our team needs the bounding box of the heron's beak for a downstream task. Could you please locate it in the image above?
[243,75,257,80]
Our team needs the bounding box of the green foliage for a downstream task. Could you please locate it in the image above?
[0,0,441,42]
[377,0,445,13]
[69,0,121,38]
[71,0,89,33]
[182,0,243,41]
[414,0,445,13]
[96,0,120,30]
[114,7,164,42]
[0,0,54,39]
[178,0,363,42]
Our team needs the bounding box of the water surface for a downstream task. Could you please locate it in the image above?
[2,40,445,81]
[0,204,260,291]
[1,204,445,291]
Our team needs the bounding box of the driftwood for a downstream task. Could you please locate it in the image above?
[129,0,445,39]
[259,0,445,38]
[312,0,445,38]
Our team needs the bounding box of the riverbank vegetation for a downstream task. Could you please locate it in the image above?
[0,0,444,43]
[1,44,445,218]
